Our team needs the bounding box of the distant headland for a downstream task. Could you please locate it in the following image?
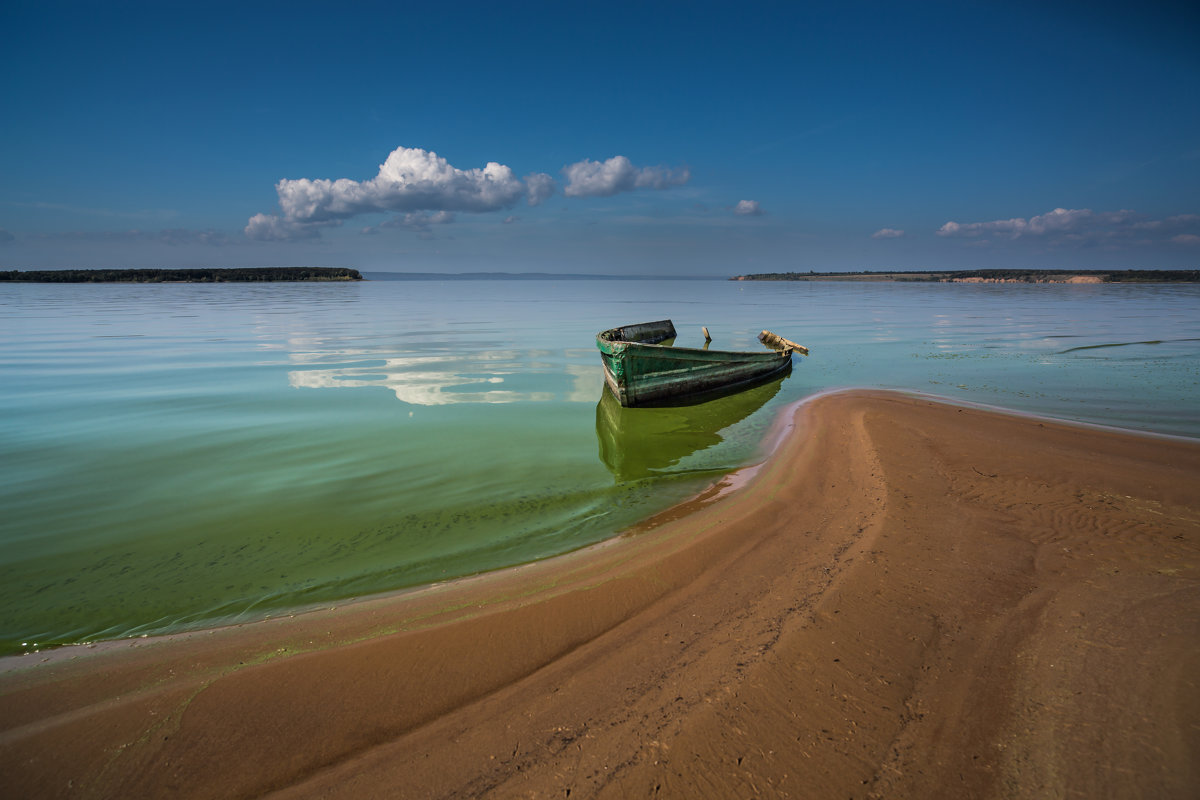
[731,269,1199,283]
[0,268,362,283]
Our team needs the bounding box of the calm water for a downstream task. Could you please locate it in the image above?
[2,278,1198,655]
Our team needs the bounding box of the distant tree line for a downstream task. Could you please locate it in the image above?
[733,269,1200,283]
[1084,269,1200,283]
[946,269,1200,282]
[0,268,363,283]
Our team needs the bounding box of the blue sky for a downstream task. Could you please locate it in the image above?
[2,0,1198,275]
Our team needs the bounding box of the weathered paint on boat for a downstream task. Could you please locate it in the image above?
[596,319,796,407]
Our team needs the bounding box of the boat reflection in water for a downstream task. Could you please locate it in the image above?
[595,373,789,482]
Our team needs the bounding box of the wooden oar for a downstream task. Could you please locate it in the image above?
[758,330,810,356]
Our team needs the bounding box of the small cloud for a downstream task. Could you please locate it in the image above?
[937,208,1200,251]
[245,213,325,241]
[937,207,1138,240]
[562,155,690,198]
[872,227,905,239]
[503,215,520,224]
[157,228,232,246]
[361,210,455,237]
[525,173,557,206]
[937,217,1025,238]
[0,229,14,243]
[734,200,764,216]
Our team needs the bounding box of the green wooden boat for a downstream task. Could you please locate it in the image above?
[596,319,806,407]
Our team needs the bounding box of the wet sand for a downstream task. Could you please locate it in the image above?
[2,390,1198,799]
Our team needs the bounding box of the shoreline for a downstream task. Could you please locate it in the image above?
[0,385,1091,672]
[3,389,1198,798]
[730,269,1200,283]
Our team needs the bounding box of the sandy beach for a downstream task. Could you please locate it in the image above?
[2,390,1197,799]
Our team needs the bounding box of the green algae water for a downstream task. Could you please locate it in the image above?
[2,278,1198,655]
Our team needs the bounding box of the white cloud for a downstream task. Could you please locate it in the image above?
[281,147,523,221]
[937,217,1026,238]
[872,227,905,239]
[525,172,557,206]
[734,200,764,216]
[562,155,690,197]
[247,147,691,241]
[936,208,1200,249]
[1025,207,1109,234]
[937,207,1139,240]
[247,147,530,241]
[245,213,325,241]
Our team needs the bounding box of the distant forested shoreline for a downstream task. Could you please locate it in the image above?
[732,269,1200,283]
[0,268,363,283]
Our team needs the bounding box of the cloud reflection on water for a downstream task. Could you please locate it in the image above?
[287,349,603,405]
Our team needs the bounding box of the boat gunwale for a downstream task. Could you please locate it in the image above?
[598,339,793,360]
[596,320,794,360]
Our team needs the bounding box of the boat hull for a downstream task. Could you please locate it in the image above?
[596,320,793,407]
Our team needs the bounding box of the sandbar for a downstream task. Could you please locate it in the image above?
[2,390,1198,799]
